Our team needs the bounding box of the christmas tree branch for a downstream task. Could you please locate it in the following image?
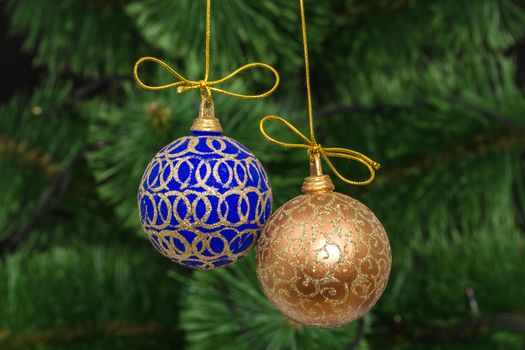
[67,75,129,103]
[344,0,415,17]
[318,100,525,134]
[317,104,413,119]
[375,132,525,188]
[0,321,169,349]
[386,314,525,343]
[317,100,525,189]
[347,318,365,350]
[0,152,83,257]
[215,282,254,342]
[448,99,525,134]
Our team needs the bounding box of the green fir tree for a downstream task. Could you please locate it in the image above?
[1,0,524,349]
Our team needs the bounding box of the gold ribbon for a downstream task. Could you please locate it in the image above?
[260,116,380,186]
[258,0,380,187]
[132,0,279,101]
[133,56,280,100]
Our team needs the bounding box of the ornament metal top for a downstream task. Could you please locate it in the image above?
[139,100,272,269]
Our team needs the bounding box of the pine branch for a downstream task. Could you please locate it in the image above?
[448,99,525,134]
[0,321,169,349]
[387,314,525,342]
[346,0,415,17]
[0,75,128,254]
[67,75,129,103]
[317,104,413,119]
[0,153,83,257]
[318,100,525,134]
[0,135,59,178]
[215,281,253,342]
[347,318,365,350]
[375,132,525,188]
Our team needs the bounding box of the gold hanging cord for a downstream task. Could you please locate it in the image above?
[259,0,380,186]
[133,0,280,101]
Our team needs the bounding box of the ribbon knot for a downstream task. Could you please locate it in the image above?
[308,143,322,156]
[260,115,381,186]
[175,79,211,97]
[133,56,280,100]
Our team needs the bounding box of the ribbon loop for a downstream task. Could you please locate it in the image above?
[133,57,280,101]
[133,56,190,91]
[259,115,381,186]
[259,115,314,150]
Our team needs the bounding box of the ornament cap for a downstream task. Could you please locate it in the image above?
[191,98,223,133]
[301,153,335,194]
[301,175,335,194]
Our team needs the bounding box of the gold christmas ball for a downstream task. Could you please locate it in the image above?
[256,172,391,328]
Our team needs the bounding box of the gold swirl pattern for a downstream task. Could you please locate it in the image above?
[256,192,391,328]
[139,132,272,269]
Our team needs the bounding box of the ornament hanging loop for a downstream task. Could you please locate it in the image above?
[309,152,324,177]
[199,97,215,119]
[191,97,223,133]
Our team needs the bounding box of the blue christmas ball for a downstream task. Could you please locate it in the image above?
[138,130,272,269]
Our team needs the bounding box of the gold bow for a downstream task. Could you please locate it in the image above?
[133,56,280,100]
[260,115,381,186]
[258,0,381,187]
[133,0,279,102]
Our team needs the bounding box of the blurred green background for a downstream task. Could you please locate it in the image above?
[1,0,525,349]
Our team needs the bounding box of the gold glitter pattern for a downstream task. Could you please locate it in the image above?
[139,133,272,269]
[256,192,391,328]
